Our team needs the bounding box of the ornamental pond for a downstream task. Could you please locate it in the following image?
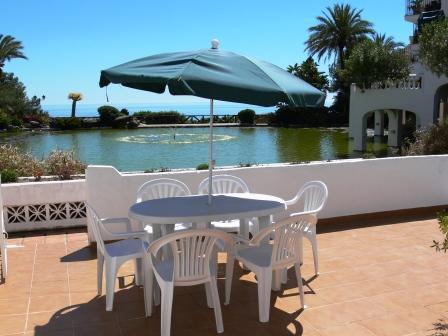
[1,127,392,172]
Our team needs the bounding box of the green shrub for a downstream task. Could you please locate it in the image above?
[120,108,129,115]
[0,111,11,130]
[433,210,448,252]
[50,117,82,130]
[1,169,18,183]
[237,109,256,125]
[403,122,448,155]
[196,163,209,170]
[0,144,40,177]
[133,111,185,124]
[362,152,376,159]
[44,149,86,180]
[98,105,121,126]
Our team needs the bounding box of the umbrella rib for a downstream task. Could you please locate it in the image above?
[242,55,300,106]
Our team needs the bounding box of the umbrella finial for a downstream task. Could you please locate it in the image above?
[211,39,220,49]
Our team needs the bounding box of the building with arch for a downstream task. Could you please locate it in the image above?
[349,0,448,151]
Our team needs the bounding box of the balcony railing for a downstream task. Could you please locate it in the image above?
[370,77,422,90]
[406,0,441,15]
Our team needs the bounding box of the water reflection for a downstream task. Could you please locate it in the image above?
[0,127,391,171]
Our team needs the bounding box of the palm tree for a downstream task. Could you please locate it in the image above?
[68,93,83,118]
[372,33,405,51]
[0,35,27,72]
[305,4,374,69]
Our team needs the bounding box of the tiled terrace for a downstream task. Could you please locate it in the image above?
[1,215,448,336]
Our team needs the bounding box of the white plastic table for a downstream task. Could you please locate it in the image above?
[128,193,286,240]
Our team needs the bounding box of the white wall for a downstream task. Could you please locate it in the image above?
[2,180,86,232]
[86,156,448,239]
[3,155,448,234]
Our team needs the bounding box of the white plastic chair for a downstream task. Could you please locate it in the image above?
[137,178,192,233]
[87,204,147,311]
[0,180,7,281]
[286,181,328,275]
[143,229,234,336]
[235,214,315,322]
[198,175,257,237]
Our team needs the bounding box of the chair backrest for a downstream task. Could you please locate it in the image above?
[136,178,190,202]
[0,179,6,279]
[86,204,107,256]
[286,181,328,214]
[252,214,317,268]
[198,175,249,195]
[148,229,232,284]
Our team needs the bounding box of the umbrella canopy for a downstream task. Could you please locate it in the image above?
[99,43,325,107]
[99,40,325,204]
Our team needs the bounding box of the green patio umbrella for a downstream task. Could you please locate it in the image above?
[99,40,325,203]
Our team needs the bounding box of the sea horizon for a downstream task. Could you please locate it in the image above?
[42,102,275,118]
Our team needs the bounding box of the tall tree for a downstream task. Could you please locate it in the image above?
[419,18,448,77]
[305,4,374,69]
[0,35,27,73]
[287,57,329,92]
[68,93,83,118]
[372,33,405,51]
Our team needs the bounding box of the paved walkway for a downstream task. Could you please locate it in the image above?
[1,216,447,335]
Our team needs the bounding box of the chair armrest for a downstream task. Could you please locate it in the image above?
[234,235,251,245]
[101,217,131,225]
[100,217,149,240]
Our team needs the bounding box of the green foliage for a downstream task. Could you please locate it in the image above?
[0,144,85,182]
[0,72,47,125]
[238,162,253,167]
[98,105,121,126]
[0,144,44,180]
[403,122,448,155]
[44,149,86,180]
[339,39,410,90]
[50,117,82,130]
[287,57,329,91]
[120,108,129,115]
[362,152,376,159]
[133,111,185,124]
[0,34,27,71]
[196,163,209,170]
[0,110,11,129]
[273,105,345,126]
[432,210,448,252]
[419,18,448,77]
[0,169,18,183]
[305,3,374,69]
[237,109,256,125]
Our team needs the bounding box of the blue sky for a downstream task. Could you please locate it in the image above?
[2,0,411,107]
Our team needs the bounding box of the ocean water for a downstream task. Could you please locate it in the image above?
[43,103,274,118]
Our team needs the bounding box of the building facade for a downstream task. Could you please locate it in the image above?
[349,0,448,151]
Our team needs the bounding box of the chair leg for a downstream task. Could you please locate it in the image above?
[224,253,234,305]
[256,268,272,323]
[210,277,224,333]
[105,258,118,311]
[160,282,174,336]
[272,269,282,291]
[97,253,104,295]
[205,282,213,308]
[134,258,142,286]
[143,256,153,317]
[281,268,287,284]
[294,263,306,309]
[309,233,319,275]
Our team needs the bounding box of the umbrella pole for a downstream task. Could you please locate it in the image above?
[208,99,214,205]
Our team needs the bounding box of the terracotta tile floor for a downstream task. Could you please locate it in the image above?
[1,216,448,335]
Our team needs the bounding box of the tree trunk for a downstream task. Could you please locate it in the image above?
[71,100,76,118]
[338,45,345,70]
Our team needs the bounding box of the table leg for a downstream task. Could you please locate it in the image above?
[239,218,249,240]
[258,215,271,231]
